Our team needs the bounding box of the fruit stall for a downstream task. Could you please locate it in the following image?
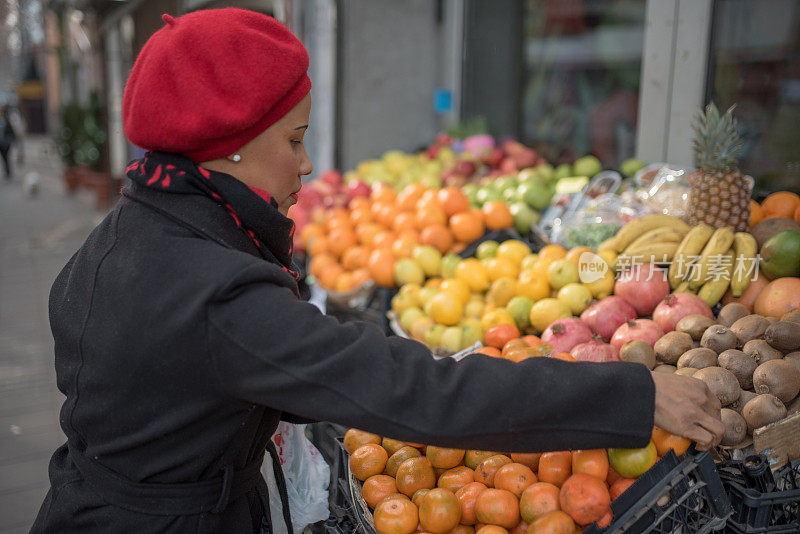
[294,103,800,532]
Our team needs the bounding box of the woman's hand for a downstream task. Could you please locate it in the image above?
[651,371,725,451]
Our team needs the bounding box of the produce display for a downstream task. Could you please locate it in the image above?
[342,426,690,534]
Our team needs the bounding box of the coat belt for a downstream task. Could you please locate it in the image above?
[68,442,264,516]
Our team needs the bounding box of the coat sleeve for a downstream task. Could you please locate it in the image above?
[206,264,656,452]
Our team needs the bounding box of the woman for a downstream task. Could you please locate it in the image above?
[32,8,723,533]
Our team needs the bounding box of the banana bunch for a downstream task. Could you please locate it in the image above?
[602,215,690,265]
[666,225,758,306]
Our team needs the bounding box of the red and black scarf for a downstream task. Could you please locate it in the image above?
[125,151,300,280]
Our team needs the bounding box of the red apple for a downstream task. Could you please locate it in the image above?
[511,149,537,169]
[499,157,518,173]
[483,147,504,168]
[346,180,371,201]
[455,160,477,177]
[319,169,343,187]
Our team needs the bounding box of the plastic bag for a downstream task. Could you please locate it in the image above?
[634,165,691,216]
[549,194,648,249]
[265,422,331,533]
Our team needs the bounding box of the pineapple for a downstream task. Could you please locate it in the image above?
[686,102,751,231]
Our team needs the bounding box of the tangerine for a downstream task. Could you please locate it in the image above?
[450,211,486,243]
[525,510,575,534]
[364,474,400,509]
[437,466,475,493]
[396,457,437,497]
[392,212,418,234]
[342,246,370,270]
[537,244,567,262]
[474,455,513,487]
[609,478,635,500]
[398,183,427,211]
[382,438,409,456]
[484,324,520,350]
[537,451,572,488]
[412,488,431,507]
[455,481,489,525]
[571,450,609,481]
[368,248,397,288]
[558,473,611,527]
[509,453,541,471]
[519,482,560,523]
[427,446,466,469]
[438,186,471,216]
[651,427,691,457]
[465,450,502,470]
[350,443,390,481]
[482,201,514,230]
[387,446,424,478]
[419,488,462,534]
[761,191,800,219]
[416,207,448,230]
[472,347,502,358]
[749,200,764,229]
[474,488,520,529]
[373,496,419,534]
[344,428,382,454]
[494,463,537,498]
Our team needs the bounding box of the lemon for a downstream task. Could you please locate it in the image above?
[486,277,518,307]
[585,270,615,299]
[455,258,490,292]
[440,278,471,304]
[391,292,418,315]
[520,253,540,272]
[516,271,551,301]
[547,259,580,289]
[529,298,572,333]
[480,308,516,334]
[556,283,593,314]
[429,292,464,326]
[506,296,534,330]
[486,257,520,281]
[476,240,499,260]
[399,307,425,332]
[464,296,485,318]
[496,240,531,265]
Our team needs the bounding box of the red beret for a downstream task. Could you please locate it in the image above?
[123,8,311,162]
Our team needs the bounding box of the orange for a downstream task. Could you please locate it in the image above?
[396,456,437,497]
[317,262,344,290]
[493,463,537,498]
[475,488,520,529]
[419,488,462,533]
[476,526,508,534]
[465,451,502,470]
[520,336,542,349]
[351,268,371,288]
[327,227,358,258]
[420,225,455,255]
[371,182,397,204]
[452,525,478,534]
[387,446,423,478]
[537,451,571,488]
[472,347,502,358]
[342,246,370,270]
[795,204,800,224]
[651,427,691,457]
[300,223,325,248]
[350,443,389,481]
[501,339,530,358]
[356,222,383,246]
[450,211,486,243]
[307,236,330,257]
[392,212,417,233]
[571,450,609,481]
[344,428,382,454]
[373,496,419,534]
[350,207,373,226]
[526,510,575,534]
[398,183,427,211]
[519,482,560,523]
[437,466,475,493]
[482,201,514,230]
[368,248,397,288]
[427,447,466,469]
[607,443,658,478]
[606,466,623,487]
[754,277,800,317]
[349,196,371,211]
[509,453,541,471]
[761,191,800,219]
[537,244,567,262]
[308,253,337,278]
[565,247,593,266]
[364,474,399,509]
[438,186,471,216]
[558,473,611,527]
[484,324,520,350]
[417,189,443,211]
[377,203,401,228]
[412,488,431,507]
[450,242,468,254]
[486,258,519,281]
[374,230,399,250]
[609,478,635,501]
[416,207,448,230]
[549,352,576,362]
[749,200,764,229]
[516,272,550,301]
[474,455,513,487]
[334,271,355,293]
[392,234,418,258]
[382,438,409,456]
[456,482,489,525]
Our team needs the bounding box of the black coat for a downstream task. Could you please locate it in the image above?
[32,182,655,533]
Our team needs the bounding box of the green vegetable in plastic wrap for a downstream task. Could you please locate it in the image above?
[564,223,621,249]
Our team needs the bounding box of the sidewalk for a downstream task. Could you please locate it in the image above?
[0,136,107,533]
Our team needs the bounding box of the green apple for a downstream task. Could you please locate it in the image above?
[441,326,463,352]
[573,155,602,178]
[412,245,442,277]
[547,259,580,289]
[506,296,534,330]
[554,163,573,181]
[509,202,541,234]
[462,183,480,206]
[517,181,552,210]
[476,240,500,260]
[535,162,555,182]
[441,253,462,279]
[476,187,501,206]
[495,176,520,192]
[502,187,519,203]
[399,307,425,332]
[460,320,483,349]
[425,324,446,348]
[621,157,646,177]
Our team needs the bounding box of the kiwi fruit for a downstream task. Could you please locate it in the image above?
[619,339,657,369]
[765,317,779,325]
[677,315,717,341]
[718,349,757,390]
[718,303,751,328]
[786,395,800,416]
[785,352,800,374]
[752,359,800,403]
[751,217,800,248]
[742,394,787,433]
[675,367,698,377]
[730,389,758,414]
[653,364,677,374]
[654,332,693,365]
[765,321,800,353]
[729,315,769,347]
[720,408,748,446]
[692,340,702,349]
[677,348,718,369]
[743,339,784,364]
[694,367,741,406]
[701,325,739,354]
[781,309,800,325]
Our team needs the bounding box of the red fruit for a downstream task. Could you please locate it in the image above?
[652,293,713,333]
[614,264,670,316]
[320,169,343,186]
[570,340,620,362]
[610,319,664,350]
[541,318,594,353]
[346,180,371,201]
[580,296,638,342]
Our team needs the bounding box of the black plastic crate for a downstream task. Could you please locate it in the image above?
[721,456,800,533]
[336,439,380,534]
[584,449,731,534]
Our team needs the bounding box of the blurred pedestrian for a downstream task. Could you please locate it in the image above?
[0,104,17,181]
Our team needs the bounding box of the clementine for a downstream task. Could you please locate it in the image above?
[387,446,424,478]
[419,488,462,534]
[474,488,520,529]
[373,495,419,534]
[344,428,382,454]
[537,451,571,488]
[450,211,486,243]
[525,510,575,534]
[571,450,609,481]
[427,447,466,469]
[455,481,488,525]
[350,443,390,481]
[493,463,537,498]
[396,456,437,497]
[437,466,475,493]
[364,474,400,509]
[558,473,612,527]
[474,455,513,487]
[482,201,514,230]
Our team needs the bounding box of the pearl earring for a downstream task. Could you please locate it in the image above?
[232,154,242,162]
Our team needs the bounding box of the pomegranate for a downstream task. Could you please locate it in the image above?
[614,264,670,316]
[571,340,620,363]
[652,293,713,333]
[541,318,593,353]
[580,296,638,342]
[611,319,664,350]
